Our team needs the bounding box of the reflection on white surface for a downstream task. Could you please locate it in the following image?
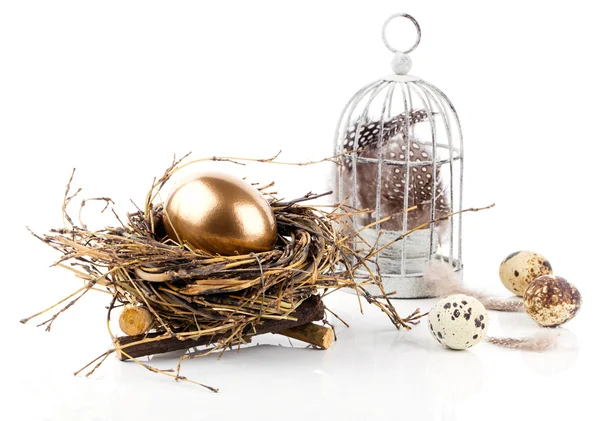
[4,284,592,421]
[520,329,579,375]
[3,270,593,421]
[13,293,590,420]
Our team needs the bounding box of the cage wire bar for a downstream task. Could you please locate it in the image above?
[333,13,464,298]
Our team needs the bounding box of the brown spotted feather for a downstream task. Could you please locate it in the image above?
[341,110,449,231]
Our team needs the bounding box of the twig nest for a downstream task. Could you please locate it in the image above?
[499,251,553,296]
[428,294,489,350]
[119,306,154,336]
[164,172,277,255]
[523,275,581,327]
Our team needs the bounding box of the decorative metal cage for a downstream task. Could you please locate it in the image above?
[333,13,464,298]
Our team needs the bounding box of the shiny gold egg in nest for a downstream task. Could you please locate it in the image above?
[24,155,423,390]
[163,172,277,255]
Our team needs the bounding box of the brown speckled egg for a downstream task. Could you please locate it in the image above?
[524,275,581,327]
[499,251,553,296]
[428,294,489,350]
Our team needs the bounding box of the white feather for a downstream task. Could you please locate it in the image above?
[486,330,561,352]
[423,261,524,312]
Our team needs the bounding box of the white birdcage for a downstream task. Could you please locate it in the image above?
[334,13,464,298]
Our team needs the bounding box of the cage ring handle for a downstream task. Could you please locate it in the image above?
[382,13,421,54]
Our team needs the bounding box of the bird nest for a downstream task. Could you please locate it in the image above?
[23,154,424,391]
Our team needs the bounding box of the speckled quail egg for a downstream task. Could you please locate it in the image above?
[524,275,581,327]
[428,294,489,350]
[499,251,553,296]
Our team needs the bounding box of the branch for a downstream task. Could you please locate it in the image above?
[115,295,325,360]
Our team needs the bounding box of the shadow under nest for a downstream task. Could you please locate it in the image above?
[25,155,424,390]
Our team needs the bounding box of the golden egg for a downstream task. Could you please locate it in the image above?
[163,172,277,255]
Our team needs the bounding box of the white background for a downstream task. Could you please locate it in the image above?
[1,1,598,420]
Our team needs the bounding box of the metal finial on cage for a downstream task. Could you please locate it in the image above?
[382,13,421,75]
[334,13,464,298]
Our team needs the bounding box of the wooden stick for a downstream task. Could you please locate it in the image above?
[118,306,154,336]
[278,323,333,349]
[115,295,325,360]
